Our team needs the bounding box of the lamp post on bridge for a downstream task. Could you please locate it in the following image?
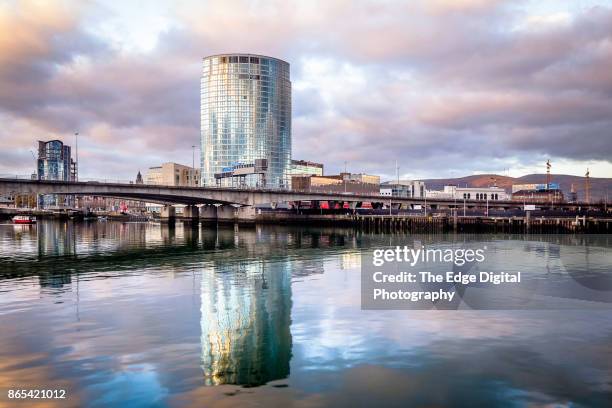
[74,132,79,182]
[192,145,196,187]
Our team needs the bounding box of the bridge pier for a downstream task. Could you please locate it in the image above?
[217,205,258,222]
[198,204,258,224]
[160,205,176,224]
[182,205,199,224]
[184,224,199,245]
[199,205,218,223]
[161,222,175,242]
[217,205,237,221]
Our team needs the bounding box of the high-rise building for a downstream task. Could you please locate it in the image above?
[37,140,76,208]
[200,54,291,188]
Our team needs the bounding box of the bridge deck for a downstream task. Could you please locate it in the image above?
[0,178,603,209]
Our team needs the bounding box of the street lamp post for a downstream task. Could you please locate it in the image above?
[343,161,348,193]
[396,160,399,185]
[74,132,79,182]
[191,145,196,186]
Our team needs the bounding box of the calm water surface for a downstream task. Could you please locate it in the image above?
[0,220,611,407]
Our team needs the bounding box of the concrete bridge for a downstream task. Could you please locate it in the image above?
[0,178,601,221]
[0,178,533,207]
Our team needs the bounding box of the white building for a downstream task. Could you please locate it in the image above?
[426,185,508,201]
[380,180,426,198]
[425,189,454,199]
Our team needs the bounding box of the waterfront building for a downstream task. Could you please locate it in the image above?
[511,182,564,203]
[344,173,380,184]
[77,196,146,213]
[145,162,200,187]
[0,196,12,208]
[37,139,76,208]
[511,183,560,193]
[380,180,426,198]
[512,189,565,203]
[289,160,323,177]
[426,185,508,201]
[200,54,291,188]
[1,193,36,208]
[291,172,380,194]
[425,189,454,199]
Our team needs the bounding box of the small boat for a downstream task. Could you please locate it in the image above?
[13,215,37,225]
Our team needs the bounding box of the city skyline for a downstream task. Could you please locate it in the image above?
[1,0,611,181]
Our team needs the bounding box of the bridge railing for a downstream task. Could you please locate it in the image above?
[0,174,36,180]
[0,174,138,184]
[79,177,135,184]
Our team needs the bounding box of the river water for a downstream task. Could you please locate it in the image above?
[0,220,611,407]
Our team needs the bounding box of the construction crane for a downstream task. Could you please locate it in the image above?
[585,168,591,204]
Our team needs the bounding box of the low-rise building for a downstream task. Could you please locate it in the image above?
[380,180,426,198]
[289,160,324,177]
[512,189,564,203]
[511,183,560,193]
[425,189,454,199]
[344,173,380,184]
[511,182,565,203]
[0,196,13,208]
[145,162,200,187]
[292,172,380,195]
[426,185,508,201]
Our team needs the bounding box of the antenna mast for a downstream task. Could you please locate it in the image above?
[585,169,591,204]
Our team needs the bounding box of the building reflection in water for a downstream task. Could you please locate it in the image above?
[37,221,76,288]
[37,220,76,259]
[200,258,292,387]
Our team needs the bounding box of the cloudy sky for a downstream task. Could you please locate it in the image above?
[1,0,611,181]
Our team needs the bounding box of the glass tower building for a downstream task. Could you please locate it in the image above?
[200,54,291,188]
[37,140,75,208]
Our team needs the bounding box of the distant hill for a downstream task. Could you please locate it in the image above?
[421,173,611,202]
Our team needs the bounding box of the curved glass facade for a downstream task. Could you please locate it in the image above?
[200,54,291,188]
